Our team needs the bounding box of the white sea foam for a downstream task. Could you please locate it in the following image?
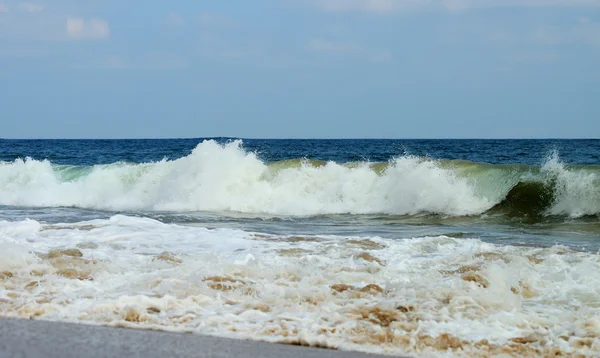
[0,140,599,218]
[1,215,600,356]
[0,140,492,216]
[542,152,600,217]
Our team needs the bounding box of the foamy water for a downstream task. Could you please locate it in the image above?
[2,215,599,357]
[1,140,599,218]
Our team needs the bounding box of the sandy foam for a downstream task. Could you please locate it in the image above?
[1,215,599,357]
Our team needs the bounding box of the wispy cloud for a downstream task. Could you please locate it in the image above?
[307,37,393,64]
[308,38,362,53]
[165,12,184,28]
[578,17,591,24]
[507,52,559,62]
[104,55,126,69]
[198,12,237,29]
[484,18,600,47]
[370,49,393,63]
[315,0,600,13]
[137,53,189,69]
[75,53,189,70]
[316,0,404,14]
[197,33,260,61]
[528,19,600,46]
[0,46,46,58]
[66,17,109,40]
[195,13,257,61]
[0,11,65,41]
[19,3,44,13]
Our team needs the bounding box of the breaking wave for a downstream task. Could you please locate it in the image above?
[0,140,598,218]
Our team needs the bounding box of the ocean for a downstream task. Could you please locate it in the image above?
[1,138,599,357]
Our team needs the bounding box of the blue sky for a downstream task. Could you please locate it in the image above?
[0,0,599,139]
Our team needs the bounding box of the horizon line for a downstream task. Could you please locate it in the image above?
[1,137,599,141]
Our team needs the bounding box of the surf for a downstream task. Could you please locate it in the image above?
[0,140,598,219]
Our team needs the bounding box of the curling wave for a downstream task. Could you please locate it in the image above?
[0,140,598,218]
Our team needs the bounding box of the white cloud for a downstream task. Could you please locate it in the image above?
[315,0,600,13]
[19,3,44,13]
[308,38,362,53]
[66,17,109,40]
[0,3,8,12]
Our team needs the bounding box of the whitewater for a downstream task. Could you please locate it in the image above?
[0,140,599,218]
[2,215,600,357]
[1,138,600,357]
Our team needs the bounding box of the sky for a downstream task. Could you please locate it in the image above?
[0,0,599,139]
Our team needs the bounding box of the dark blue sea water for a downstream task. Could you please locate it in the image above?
[2,138,600,165]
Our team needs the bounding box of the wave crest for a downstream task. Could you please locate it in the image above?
[0,140,598,218]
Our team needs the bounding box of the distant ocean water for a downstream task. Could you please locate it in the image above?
[1,138,600,356]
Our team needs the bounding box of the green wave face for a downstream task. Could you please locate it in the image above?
[443,157,600,220]
[263,154,600,220]
[489,181,555,221]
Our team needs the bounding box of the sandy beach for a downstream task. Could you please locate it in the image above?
[0,317,399,358]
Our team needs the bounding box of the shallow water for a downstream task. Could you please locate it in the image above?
[1,139,599,356]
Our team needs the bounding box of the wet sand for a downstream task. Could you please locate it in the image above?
[0,317,403,358]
